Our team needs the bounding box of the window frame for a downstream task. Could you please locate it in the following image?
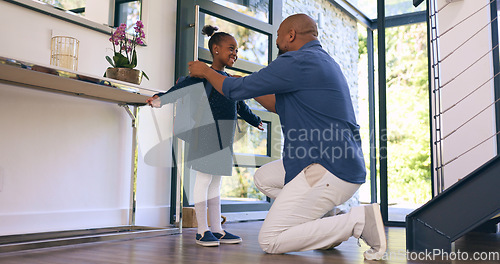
[2,0,113,34]
[113,0,142,27]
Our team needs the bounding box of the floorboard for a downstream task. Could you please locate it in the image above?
[0,221,498,263]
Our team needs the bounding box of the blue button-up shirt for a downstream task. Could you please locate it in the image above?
[223,40,366,185]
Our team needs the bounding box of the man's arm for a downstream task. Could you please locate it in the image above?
[189,56,295,105]
[189,61,277,113]
[188,61,226,95]
[255,94,276,113]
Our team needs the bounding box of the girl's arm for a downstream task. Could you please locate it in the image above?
[146,76,203,107]
[237,101,263,130]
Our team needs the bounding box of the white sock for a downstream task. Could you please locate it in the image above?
[207,175,223,234]
[194,171,212,234]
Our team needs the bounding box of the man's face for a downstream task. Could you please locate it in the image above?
[276,25,287,56]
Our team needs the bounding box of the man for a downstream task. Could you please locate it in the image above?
[188,13,386,260]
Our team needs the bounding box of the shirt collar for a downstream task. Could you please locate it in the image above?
[299,40,322,50]
[212,68,229,76]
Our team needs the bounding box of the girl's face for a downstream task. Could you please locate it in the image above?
[213,36,238,67]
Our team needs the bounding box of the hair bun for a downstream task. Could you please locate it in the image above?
[201,25,219,37]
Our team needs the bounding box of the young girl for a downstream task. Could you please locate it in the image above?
[147,25,263,247]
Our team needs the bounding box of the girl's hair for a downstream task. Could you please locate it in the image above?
[201,25,233,56]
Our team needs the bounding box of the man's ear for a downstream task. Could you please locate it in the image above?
[289,29,296,42]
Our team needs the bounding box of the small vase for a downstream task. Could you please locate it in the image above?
[106,67,142,85]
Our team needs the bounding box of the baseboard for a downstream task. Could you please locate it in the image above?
[0,206,172,236]
[222,211,267,222]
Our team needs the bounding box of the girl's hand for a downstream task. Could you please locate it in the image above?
[146,95,160,108]
[257,121,264,131]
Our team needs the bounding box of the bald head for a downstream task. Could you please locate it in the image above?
[281,14,318,38]
[276,14,318,55]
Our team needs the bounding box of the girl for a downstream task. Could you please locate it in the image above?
[147,25,263,247]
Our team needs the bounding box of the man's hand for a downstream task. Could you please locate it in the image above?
[146,95,161,108]
[188,61,227,95]
[188,61,210,78]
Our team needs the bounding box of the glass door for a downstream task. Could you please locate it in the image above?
[173,0,282,216]
[385,22,431,222]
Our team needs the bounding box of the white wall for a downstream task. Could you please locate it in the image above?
[433,0,497,191]
[0,0,177,235]
[85,0,112,25]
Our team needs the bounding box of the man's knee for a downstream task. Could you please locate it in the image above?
[253,166,265,191]
[258,231,278,254]
[258,231,268,252]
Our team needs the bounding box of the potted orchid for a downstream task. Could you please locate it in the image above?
[105,21,149,84]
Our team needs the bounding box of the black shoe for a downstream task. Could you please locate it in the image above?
[213,230,242,244]
[196,231,220,246]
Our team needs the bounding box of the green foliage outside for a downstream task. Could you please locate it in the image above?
[222,167,266,201]
[359,23,431,205]
[386,23,431,204]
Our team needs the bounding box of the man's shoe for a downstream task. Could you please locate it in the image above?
[360,203,387,260]
[196,231,220,247]
[213,230,242,244]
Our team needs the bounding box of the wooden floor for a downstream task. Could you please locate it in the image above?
[0,221,498,264]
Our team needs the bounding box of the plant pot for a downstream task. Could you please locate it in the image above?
[106,67,142,85]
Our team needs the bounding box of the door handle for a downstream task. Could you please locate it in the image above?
[188,5,200,61]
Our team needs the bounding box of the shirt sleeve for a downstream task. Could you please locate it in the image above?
[236,101,261,128]
[222,53,300,100]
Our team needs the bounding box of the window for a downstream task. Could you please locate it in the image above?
[344,0,426,19]
[13,0,142,34]
[385,23,430,222]
[202,14,269,66]
[212,0,270,23]
[114,0,142,34]
[36,0,86,14]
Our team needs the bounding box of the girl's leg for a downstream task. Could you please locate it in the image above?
[193,171,213,234]
[207,175,223,233]
[207,175,242,244]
